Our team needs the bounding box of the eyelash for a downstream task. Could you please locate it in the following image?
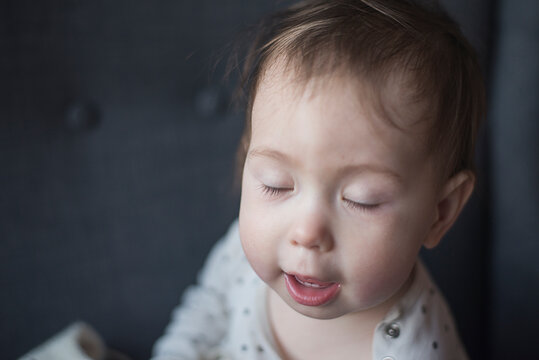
[259,184,292,197]
[259,184,380,212]
[343,199,380,212]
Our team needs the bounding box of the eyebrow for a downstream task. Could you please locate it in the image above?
[248,148,294,163]
[247,147,403,184]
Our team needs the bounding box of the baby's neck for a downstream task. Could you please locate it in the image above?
[267,272,414,360]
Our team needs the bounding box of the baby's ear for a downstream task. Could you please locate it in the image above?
[423,170,475,249]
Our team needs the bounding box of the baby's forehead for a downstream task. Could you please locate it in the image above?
[256,59,431,136]
[255,62,433,156]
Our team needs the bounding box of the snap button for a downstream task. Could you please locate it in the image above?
[385,322,400,338]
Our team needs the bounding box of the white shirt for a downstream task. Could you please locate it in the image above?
[151,220,469,360]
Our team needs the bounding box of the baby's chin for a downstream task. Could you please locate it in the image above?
[287,302,349,320]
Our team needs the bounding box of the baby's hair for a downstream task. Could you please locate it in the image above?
[233,0,486,182]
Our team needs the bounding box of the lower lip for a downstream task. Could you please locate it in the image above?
[284,273,340,306]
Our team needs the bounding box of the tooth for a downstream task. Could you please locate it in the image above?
[296,276,325,288]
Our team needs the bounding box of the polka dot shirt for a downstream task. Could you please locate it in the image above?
[151,220,469,360]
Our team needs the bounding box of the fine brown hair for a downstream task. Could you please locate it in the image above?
[232,0,486,182]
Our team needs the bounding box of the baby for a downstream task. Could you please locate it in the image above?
[152,0,485,359]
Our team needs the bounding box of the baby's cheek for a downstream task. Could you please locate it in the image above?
[349,265,393,304]
[346,246,414,306]
[239,223,276,283]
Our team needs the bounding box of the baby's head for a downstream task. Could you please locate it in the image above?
[237,0,485,319]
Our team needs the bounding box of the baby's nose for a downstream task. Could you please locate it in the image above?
[290,215,334,252]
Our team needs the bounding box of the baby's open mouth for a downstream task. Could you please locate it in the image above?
[284,273,340,306]
[293,274,334,288]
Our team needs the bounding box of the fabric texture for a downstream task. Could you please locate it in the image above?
[151,220,468,360]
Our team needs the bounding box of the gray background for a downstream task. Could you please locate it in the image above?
[1,1,537,359]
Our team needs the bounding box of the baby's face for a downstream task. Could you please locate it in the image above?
[239,66,441,320]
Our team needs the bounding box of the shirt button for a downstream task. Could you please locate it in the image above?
[385,322,400,338]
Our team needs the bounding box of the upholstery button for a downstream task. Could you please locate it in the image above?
[65,101,100,131]
[385,322,400,338]
[194,86,226,118]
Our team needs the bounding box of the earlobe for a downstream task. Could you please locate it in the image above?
[423,170,475,249]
